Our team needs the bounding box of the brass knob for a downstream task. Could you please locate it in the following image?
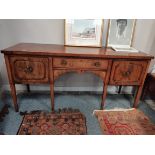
[126,71,131,76]
[122,71,131,77]
[94,62,100,67]
[24,66,33,73]
[61,59,67,66]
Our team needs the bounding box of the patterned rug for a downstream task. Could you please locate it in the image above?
[17,109,87,135]
[94,108,155,135]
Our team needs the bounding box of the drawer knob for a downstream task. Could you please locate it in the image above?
[61,59,67,66]
[94,62,100,67]
[122,71,131,77]
[24,66,33,73]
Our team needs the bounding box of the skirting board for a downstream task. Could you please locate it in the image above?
[1,84,134,94]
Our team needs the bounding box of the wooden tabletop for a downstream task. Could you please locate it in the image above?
[1,43,154,59]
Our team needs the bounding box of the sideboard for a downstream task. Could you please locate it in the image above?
[1,43,154,112]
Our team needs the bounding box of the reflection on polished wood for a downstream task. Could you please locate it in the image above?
[1,43,154,112]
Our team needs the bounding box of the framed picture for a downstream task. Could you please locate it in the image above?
[106,19,136,48]
[65,19,103,47]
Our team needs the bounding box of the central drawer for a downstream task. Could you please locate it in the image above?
[53,58,109,69]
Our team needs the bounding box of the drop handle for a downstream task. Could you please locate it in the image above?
[122,71,131,77]
[94,62,100,67]
[61,59,67,66]
[24,66,33,73]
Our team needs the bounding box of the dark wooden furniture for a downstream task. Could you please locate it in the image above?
[118,86,122,94]
[1,43,154,112]
[141,73,155,100]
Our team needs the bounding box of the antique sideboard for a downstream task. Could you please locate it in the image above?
[1,43,154,112]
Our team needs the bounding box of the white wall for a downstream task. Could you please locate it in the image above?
[0,19,65,91]
[133,19,155,70]
[0,19,155,93]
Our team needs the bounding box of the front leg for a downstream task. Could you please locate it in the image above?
[50,83,54,112]
[26,84,30,92]
[10,84,18,112]
[133,85,143,108]
[4,55,18,112]
[101,83,108,109]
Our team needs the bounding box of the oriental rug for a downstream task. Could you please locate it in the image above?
[18,109,87,135]
[94,108,155,135]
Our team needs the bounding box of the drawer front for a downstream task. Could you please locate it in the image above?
[10,56,49,83]
[53,58,109,70]
[110,61,148,85]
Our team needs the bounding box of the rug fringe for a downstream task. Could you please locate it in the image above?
[93,108,135,115]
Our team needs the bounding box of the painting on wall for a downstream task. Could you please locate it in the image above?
[65,19,103,47]
[106,19,137,51]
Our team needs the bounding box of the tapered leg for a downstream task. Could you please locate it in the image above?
[100,60,112,109]
[26,84,30,92]
[10,84,18,112]
[49,58,55,112]
[50,83,54,111]
[118,85,122,94]
[133,85,143,108]
[4,55,18,112]
[141,74,150,100]
[101,83,108,109]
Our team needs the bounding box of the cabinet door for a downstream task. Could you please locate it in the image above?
[10,56,49,83]
[110,60,148,85]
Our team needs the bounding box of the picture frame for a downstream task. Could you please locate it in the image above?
[65,19,103,47]
[106,19,136,48]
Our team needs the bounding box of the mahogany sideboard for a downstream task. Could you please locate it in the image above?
[1,43,154,112]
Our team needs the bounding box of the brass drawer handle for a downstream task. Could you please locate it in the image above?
[122,71,131,77]
[61,59,67,66]
[24,66,33,73]
[94,62,101,67]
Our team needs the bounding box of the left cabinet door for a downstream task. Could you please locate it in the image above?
[10,56,49,83]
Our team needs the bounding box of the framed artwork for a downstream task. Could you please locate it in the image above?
[65,19,103,47]
[106,19,136,48]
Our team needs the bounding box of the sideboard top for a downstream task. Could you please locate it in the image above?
[1,43,154,59]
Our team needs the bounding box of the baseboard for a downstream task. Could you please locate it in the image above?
[1,84,133,94]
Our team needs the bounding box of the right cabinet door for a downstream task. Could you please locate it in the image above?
[110,60,148,85]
